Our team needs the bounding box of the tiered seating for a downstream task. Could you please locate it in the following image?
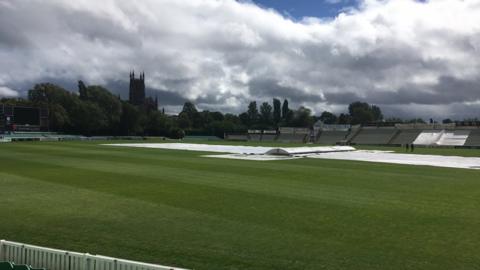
[344,128,360,143]
[248,134,262,141]
[389,129,421,145]
[316,130,349,145]
[225,134,248,141]
[351,128,397,145]
[436,130,470,146]
[277,133,306,143]
[413,130,443,145]
[464,129,480,146]
[261,134,277,141]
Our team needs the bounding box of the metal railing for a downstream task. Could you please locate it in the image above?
[0,240,188,270]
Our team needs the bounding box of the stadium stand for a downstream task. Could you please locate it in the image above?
[389,129,421,145]
[413,130,444,145]
[184,135,222,141]
[247,130,262,141]
[225,134,249,141]
[313,122,352,145]
[412,130,469,146]
[216,126,479,146]
[464,129,480,146]
[277,127,308,143]
[248,134,262,141]
[350,127,397,145]
[436,130,470,146]
[344,126,361,143]
[316,130,350,145]
[261,134,278,141]
[277,133,306,143]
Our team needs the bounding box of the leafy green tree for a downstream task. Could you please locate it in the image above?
[405,118,426,124]
[247,101,259,126]
[273,98,281,125]
[177,113,192,130]
[70,101,108,135]
[371,105,383,121]
[347,102,384,124]
[79,84,122,133]
[28,83,78,132]
[181,102,198,116]
[291,106,314,127]
[145,111,171,136]
[78,80,88,99]
[239,112,249,127]
[338,113,351,124]
[282,99,290,119]
[442,118,453,124]
[120,102,144,135]
[48,103,71,131]
[210,111,224,122]
[180,101,203,129]
[260,102,273,126]
[169,127,185,139]
[319,111,337,124]
[0,98,32,106]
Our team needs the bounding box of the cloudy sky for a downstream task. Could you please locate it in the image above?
[1,0,480,119]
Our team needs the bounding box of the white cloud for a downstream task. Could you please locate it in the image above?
[0,86,19,97]
[0,0,480,118]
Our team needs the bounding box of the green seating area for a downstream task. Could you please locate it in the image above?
[0,262,45,270]
[277,133,307,143]
[389,129,421,145]
[260,134,278,141]
[184,135,222,141]
[316,130,350,144]
[350,127,398,145]
[248,134,262,141]
[464,129,480,146]
[225,134,248,141]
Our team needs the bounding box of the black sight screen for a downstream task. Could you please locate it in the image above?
[14,107,40,125]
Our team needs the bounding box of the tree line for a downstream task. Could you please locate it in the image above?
[3,81,474,138]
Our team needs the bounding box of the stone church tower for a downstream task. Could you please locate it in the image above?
[129,71,145,106]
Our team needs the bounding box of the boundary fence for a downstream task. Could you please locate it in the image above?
[0,240,188,270]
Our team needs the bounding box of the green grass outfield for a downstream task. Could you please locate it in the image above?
[1,140,480,270]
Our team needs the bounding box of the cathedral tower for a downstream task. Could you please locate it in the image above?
[129,71,145,106]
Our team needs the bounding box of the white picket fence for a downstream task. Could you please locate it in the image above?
[0,240,189,270]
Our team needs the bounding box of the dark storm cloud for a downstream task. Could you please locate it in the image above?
[146,89,186,106]
[0,23,29,48]
[248,78,324,103]
[325,76,480,106]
